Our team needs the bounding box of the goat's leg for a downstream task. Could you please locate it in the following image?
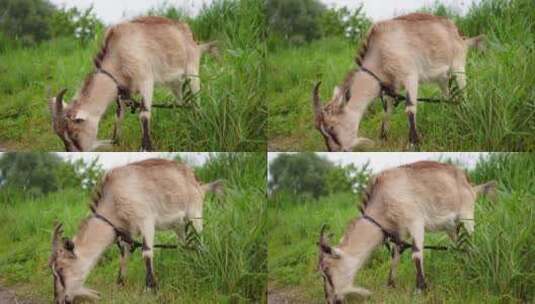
[138,80,154,151]
[173,222,186,243]
[116,239,131,285]
[408,222,427,292]
[140,221,157,290]
[404,78,420,150]
[170,80,185,105]
[112,99,125,144]
[387,244,401,287]
[380,96,394,141]
[190,217,203,235]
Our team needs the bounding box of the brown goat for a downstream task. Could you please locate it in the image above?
[318,161,495,303]
[313,13,484,151]
[49,159,223,303]
[48,17,218,151]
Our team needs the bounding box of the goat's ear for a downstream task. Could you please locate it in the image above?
[63,238,75,251]
[332,86,342,99]
[73,110,89,122]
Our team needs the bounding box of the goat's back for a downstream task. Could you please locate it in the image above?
[361,13,466,81]
[97,159,204,224]
[101,17,199,81]
[364,161,475,228]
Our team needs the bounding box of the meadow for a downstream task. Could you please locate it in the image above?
[268,153,535,303]
[0,153,267,303]
[267,0,535,151]
[0,0,266,152]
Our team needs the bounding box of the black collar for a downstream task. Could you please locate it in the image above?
[93,212,139,249]
[361,213,410,251]
[96,68,131,101]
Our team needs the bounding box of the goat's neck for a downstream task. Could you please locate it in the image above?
[76,72,120,120]
[72,217,116,281]
[337,218,384,274]
[343,71,381,128]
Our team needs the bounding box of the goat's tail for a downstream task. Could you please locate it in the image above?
[473,180,497,201]
[464,34,486,51]
[201,179,225,197]
[199,41,220,58]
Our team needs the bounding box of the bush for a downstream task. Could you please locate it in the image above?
[49,5,104,45]
[318,5,371,41]
[0,0,55,45]
[269,153,371,200]
[266,0,326,44]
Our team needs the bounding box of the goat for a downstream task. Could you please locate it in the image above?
[49,159,223,304]
[48,16,218,151]
[312,13,484,151]
[318,161,496,303]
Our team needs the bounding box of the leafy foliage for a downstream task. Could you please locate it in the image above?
[266,0,325,45]
[0,0,103,47]
[49,5,104,45]
[269,153,371,200]
[318,5,372,41]
[0,153,104,201]
[0,0,55,45]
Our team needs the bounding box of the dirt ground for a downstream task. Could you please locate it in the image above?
[0,286,36,304]
[267,282,312,304]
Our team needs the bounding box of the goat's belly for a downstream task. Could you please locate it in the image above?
[155,211,187,230]
[424,213,457,232]
[417,63,450,83]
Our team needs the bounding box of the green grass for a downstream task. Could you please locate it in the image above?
[268,153,535,303]
[0,0,266,152]
[0,153,267,303]
[267,0,535,151]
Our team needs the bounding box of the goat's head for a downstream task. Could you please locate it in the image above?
[312,82,372,151]
[317,225,347,304]
[49,223,100,304]
[48,89,108,152]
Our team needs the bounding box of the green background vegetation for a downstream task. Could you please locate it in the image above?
[268,153,535,303]
[0,0,266,152]
[267,0,535,151]
[0,153,267,303]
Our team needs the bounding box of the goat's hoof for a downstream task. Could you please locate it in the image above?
[408,142,421,152]
[387,280,396,288]
[144,284,158,293]
[116,277,125,286]
[413,288,425,296]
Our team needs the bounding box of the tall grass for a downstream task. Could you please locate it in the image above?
[0,153,267,303]
[0,0,266,151]
[268,153,535,303]
[268,0,535,151]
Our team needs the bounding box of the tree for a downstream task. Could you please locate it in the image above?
[325,162,371,195]
[49,5,104,45]
[0,152,63,196]
[0,0,56,44]
[267,0,326,44]
[0,153,104,199]
[269,153,332,199]
[318,5,372,41]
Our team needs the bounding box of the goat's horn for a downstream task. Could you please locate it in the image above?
[52,222,64,250]
[55,89,68,114]
[319,224,329,245]
[312,81,323,118]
